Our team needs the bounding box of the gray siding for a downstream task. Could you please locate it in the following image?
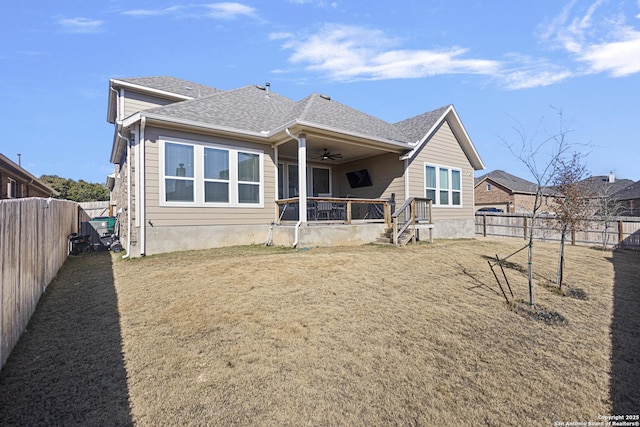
[143,127,276,227]
[407,121,475,221]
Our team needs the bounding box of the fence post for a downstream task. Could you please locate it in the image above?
[618,220,624,246]
[483,214,487,237]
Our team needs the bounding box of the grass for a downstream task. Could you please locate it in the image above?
[2,238,639,426]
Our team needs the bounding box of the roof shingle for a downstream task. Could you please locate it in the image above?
[116,76,222,98]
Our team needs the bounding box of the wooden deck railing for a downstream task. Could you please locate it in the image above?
[275,197,391,227]
[391,197,433,245]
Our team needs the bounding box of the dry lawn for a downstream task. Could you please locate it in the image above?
[1,238,639,426]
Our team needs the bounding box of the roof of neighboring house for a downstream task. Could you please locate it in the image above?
[0,153,58,196]
[614,180,640,200]
[475,170,540,194]
[576,175,634,196]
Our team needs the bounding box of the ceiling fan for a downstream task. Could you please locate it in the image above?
[318,148,343,161]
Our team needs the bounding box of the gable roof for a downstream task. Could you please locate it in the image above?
[614,180,640,200]
[144,85,296,134]
[398,105,484,170]
[112,76,485,170]
[475,170,540,194]
[108,76,223,123]
[113,76,222,98]
[394,105,450,143]
[286,93,409,143]
[576,175,635,196]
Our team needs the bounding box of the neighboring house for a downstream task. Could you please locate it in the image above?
[107,76,485,257]
[574,174,635,216]
[0,153,57,199]
[474,170,556,213]
[614,180,640,216]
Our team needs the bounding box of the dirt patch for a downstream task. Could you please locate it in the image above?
[2,238,638,425]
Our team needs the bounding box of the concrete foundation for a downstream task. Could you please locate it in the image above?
[129,218,475,257]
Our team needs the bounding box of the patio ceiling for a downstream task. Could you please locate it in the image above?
[276,133,407,164]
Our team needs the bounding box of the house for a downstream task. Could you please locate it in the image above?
[106,76,485,257]
[0,153,57,199]
[614,180,640,216]
[573,174,634,216]
[474,170,556,213]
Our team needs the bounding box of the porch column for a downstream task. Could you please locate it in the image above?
[298,133,307,223]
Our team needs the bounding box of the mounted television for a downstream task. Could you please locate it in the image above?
[346,169,373,188]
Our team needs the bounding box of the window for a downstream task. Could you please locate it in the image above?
[8,178,17,199]
[425,164,462,207]
[204,148,229,203]
[487,183,491,191]
[165,143,194,202]
[238,152,260,203]
[161,139,263,207]
[277,163,332,199]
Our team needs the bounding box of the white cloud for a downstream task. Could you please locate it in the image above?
[280,24,501,82]
[205,2,257,19]
[122,3,257,20]
[579,29,640,76]
[288,0,338,7]
[122,6,185,16]
[57,17,103,33]
[538,0,640,77]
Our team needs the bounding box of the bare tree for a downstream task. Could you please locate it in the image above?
[592,182,626,250]
[551,153,591,289]
[503,109,576,307]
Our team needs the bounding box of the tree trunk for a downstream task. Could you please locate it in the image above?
[557,226,567,289]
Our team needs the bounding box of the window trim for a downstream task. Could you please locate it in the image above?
[277,161,332,199]
[424,163,463,207]
[7,177,17,199]
[159,137,264,208]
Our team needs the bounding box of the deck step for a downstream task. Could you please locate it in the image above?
[374,228,415,245]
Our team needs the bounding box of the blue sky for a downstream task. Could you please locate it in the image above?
[1,0,639,184]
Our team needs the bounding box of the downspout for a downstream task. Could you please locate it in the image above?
[118,131,132,259]
[285,128,303,248]
[140,117,146,256]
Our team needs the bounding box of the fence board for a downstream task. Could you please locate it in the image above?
[475,212,640,249]
[1,198,79,368]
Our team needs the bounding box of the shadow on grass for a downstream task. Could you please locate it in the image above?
[610,249,640,414]
[0,251,132,425]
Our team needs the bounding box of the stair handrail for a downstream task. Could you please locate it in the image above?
[391,197,432,245]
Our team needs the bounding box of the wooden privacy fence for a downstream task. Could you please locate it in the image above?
[1,198,82,368]
[475,212,640,249]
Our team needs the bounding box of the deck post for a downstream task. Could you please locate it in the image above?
[346,201,352,224]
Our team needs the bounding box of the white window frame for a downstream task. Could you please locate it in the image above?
[278,162,332,199]
[159,137,264,208]
[424,163,463,207]
[7,178,17,199]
